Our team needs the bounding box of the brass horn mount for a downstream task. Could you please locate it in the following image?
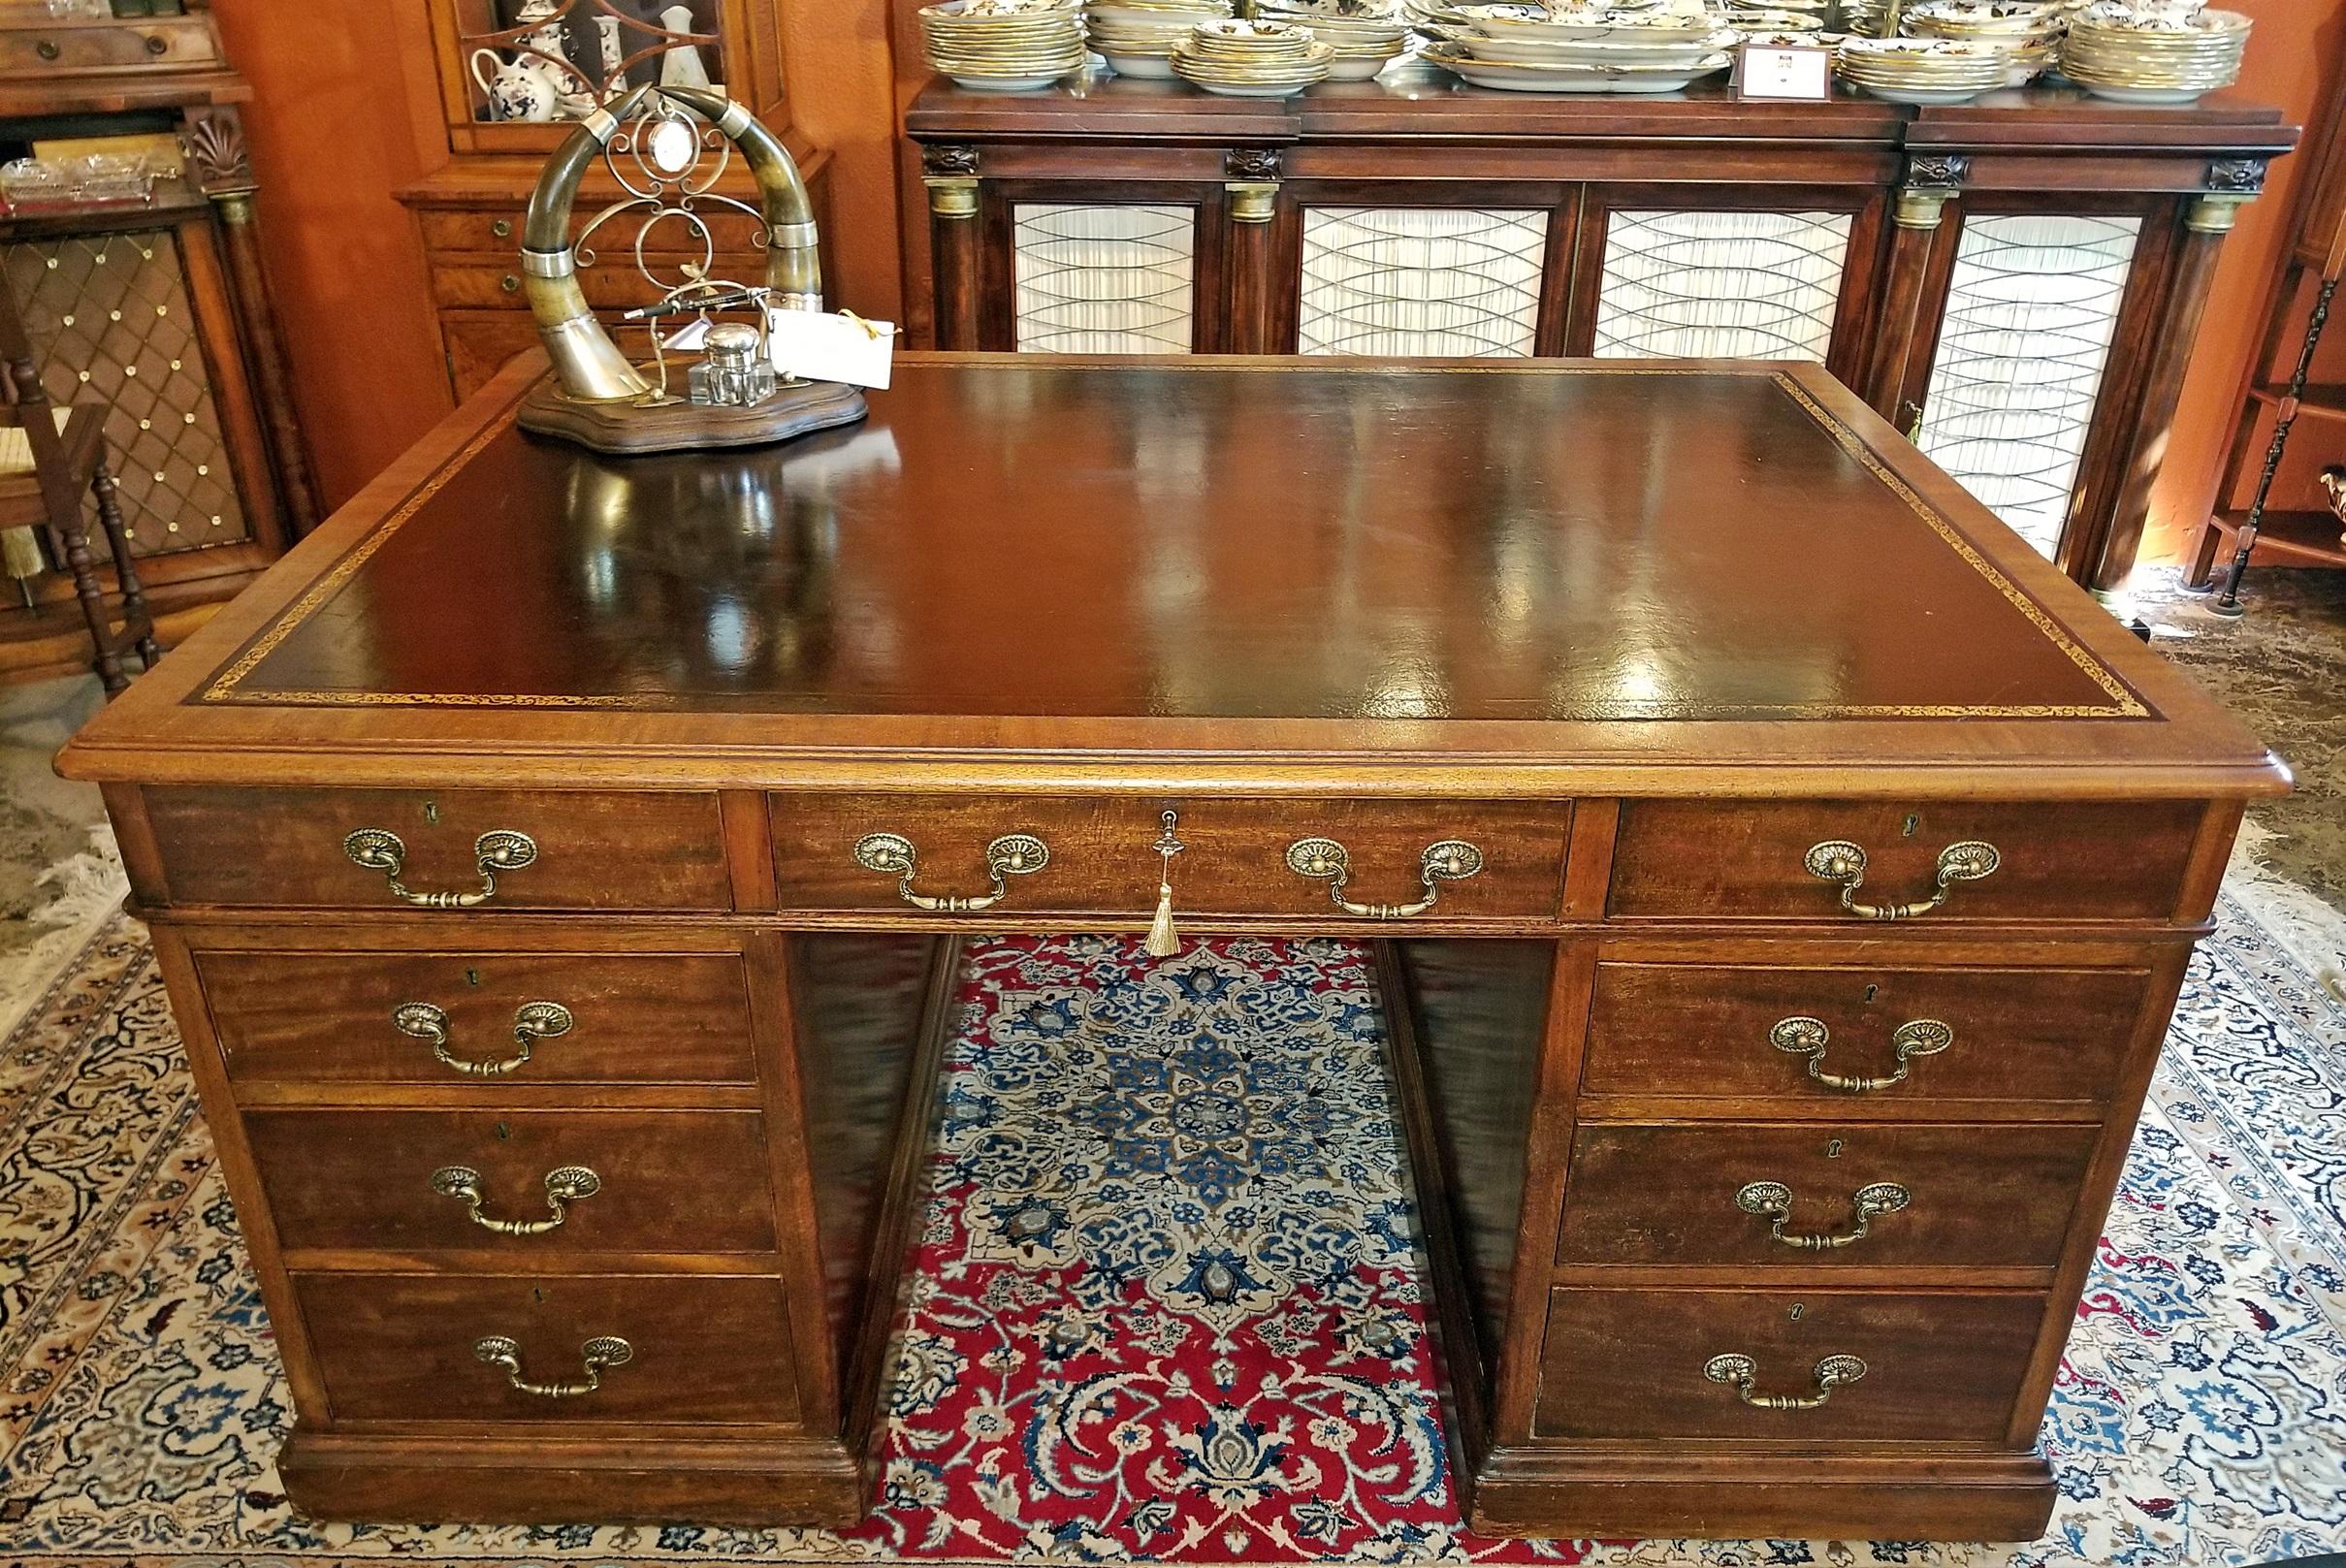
[514,85,868,456]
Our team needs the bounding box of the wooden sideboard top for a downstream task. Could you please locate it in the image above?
[905,66,2297,155]
[58,353,2285,799]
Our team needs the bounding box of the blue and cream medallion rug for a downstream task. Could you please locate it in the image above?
[0,908,2341,1566]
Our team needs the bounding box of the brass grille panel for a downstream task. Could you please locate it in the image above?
[5,231,249,557]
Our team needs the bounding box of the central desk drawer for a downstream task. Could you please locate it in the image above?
[1581,959,2157,1109]
[1533,1287,2044,1444]
[202,950,758,1087]
[768,794,1570,921]
[144,787,732,912]
[250,1109,777,1256]
[293,1271,801,1426]
[1555,1122,2096,1270]
[1608,801,2204,923]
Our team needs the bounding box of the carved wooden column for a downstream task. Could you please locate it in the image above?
[1862,153,1967,432]
[1223,148,1283,356]
[922,144,984,352]
[2085,157,2266,589]
[185,108,320,532]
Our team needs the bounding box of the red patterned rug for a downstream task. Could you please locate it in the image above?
[837,934,1561,1562]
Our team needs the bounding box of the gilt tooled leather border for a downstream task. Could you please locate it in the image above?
[199,366,2148,720]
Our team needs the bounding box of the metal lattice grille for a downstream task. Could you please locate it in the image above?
[1916,213,2142,561]
[5,232,247,556]
[1593,209,1853,362]
[1299,208,1546,358]
[1012,205,1196,356]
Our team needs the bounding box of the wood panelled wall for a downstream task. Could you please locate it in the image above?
[229,0,2336,569]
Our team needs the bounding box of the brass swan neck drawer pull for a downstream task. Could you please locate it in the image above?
[343,827,539,909]
[1703,1353,1867,1411]
[432,1164,601,1234]
[1285,838,1484,920]
[1770,1016,1953,1093]
[852,831,1049,912]
[1803,839,1999,920]
[393,1000,573,1077]
[1736,1179,1911,1250]
[472,1333,632,1398]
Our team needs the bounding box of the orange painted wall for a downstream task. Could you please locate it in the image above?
[2148,0,2346,568]
[222,3,2343,569]
[211,0,453,514]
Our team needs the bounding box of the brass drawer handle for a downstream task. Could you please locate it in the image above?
[1704,1353,1867,1411]
[432,1164,600,1234]
[491,217,513,239]
[343,827,538,909]
[1735,1179,1911,1250]
[1803,839,1999,920]
[852,831,1048,912]
[473,1333,631,1398]
[1770,1015,1953,1093]
[1285,838,1484,920]
[393,1000,572,1076]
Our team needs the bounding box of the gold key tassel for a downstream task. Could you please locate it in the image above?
[1145,809,1185,958]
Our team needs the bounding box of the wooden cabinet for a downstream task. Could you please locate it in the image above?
[0,6,315,685]
[394,0,831,402]
[903,72,2297,590]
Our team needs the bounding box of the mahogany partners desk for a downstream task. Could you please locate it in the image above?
[58,354,2285,1541]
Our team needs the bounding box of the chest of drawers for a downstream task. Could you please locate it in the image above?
[60,355,2282,1539]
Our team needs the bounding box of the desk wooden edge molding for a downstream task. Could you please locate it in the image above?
[56,351,2289,1541]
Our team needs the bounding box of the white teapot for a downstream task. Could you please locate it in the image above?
[471,47,563,122]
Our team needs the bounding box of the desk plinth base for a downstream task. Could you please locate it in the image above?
[1467,1447,2059,1542]
[276,1425,868,1527]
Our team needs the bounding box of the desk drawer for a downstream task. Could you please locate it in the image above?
[416,207,769,258]
[0,17,218,75]
[294,1271,800,1425]
[769,794,1569,921]
[145,787,731,912]
[1581,960,2155,1109]
[202,950,758,1087]
[1533,1287,2042,1443]
[1555,1122,2094,1270]
[251,1108,776,1257]
[1608,801,2203,923]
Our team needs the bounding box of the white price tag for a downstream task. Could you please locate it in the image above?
[766,308,898,390]
[1738,44,1833,101]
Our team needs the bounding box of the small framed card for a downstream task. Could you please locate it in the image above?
[1737,43,1834,101]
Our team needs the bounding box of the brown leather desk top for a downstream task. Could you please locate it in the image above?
[59,354,2284,798]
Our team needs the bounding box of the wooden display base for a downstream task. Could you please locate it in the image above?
[517,376,868,455]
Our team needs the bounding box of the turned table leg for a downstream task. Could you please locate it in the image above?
[92,462,162,669]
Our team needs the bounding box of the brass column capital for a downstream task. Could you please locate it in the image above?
[2186,192,2255,235]
[1226,182,1279,224]
[922,145,980,221]
[1893,188,1956,231]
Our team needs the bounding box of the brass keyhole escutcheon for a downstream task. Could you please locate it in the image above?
[1825,1138,1844,1158]
[424,799,440,824]
[1789,1303,1804,1321]
[1862,984,1879,1004]
[496,1121,512,1140]
[466,968,482,987]
[1902,813,1921,838]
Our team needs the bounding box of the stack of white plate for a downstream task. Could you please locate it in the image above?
[1903,0,2065,85]
[1086,0,1231,79]
[921,0,1088,91]
[1726,0,1830,28]
[1256,0,1410,80]
[1425,4,1735,92]
[1835,34,2009,100]
[1171,17,1335,95]
[2059,2,2250,102]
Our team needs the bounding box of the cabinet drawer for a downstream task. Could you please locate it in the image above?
[0,17,217,76]
[430,258,767,311]
[294,1271,800,1425]
[202,950,757,1087]
[417,206,770,258]
[769,794,1569,921]
[251,1109,776,1256]
[1582,960,2156,1109]
[1533,1287,2043,1443]
[1608,801,2203,923]
[145,787,731,912]
[1556,1122,2095,1270]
